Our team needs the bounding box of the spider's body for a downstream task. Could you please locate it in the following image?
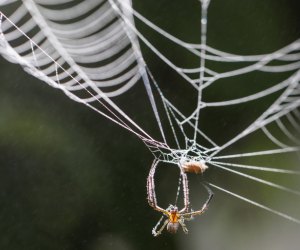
[166,206,180,233]
[147,160,214,236]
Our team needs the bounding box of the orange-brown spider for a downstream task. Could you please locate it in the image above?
[147,160,213,236]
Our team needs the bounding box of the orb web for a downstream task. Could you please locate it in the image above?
[0,0,299,223]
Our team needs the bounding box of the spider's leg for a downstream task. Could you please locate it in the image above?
[147,159,158,208]
[152,214,165,233]
[179,218,188,234]
[152,219,169,237]
[202,183,214,210]
[183,209,195,221]
[184,216,194,221]
[203,182,214,204]
[181,184,214,217]
[147,159,167,213]
[179,165,190,213]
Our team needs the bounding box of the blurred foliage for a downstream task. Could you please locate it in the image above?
[0,0,300,250]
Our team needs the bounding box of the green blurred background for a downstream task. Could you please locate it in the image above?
[0,0,300,250]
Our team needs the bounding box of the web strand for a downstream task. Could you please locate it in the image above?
[209,183,300,224]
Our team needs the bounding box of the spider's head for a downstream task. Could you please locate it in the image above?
[168,205,178,213]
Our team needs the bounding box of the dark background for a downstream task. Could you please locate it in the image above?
[0,0,300,250]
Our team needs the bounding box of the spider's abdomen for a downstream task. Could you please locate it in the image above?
[167,222,179,233]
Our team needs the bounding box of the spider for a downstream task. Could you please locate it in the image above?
[147,159,214,236]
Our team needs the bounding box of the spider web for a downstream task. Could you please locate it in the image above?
[0,0,300,224]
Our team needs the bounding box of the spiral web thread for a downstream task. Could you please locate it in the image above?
[0,0,300,223]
